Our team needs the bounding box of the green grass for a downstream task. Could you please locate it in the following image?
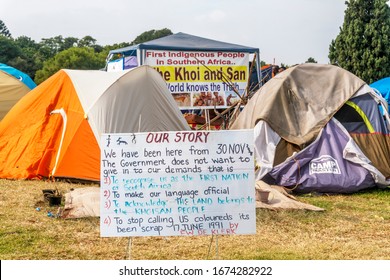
[1,179,389,260]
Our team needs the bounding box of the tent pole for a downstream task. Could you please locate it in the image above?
[140,49,144,65]
[206,234,219,259]
[256,51,262,87]
[207,234,214,259]
[206,110,210,130]
[126,237,133,260]
[216,234,219,259]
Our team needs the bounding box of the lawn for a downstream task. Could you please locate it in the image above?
[1,179,389,260]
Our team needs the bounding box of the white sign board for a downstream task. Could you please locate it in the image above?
[144,50,249,109]
[100,130,255,237]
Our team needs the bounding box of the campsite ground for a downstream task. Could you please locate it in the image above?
[1,179,390,260]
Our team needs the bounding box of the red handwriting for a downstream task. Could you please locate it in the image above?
[145,132,210,143]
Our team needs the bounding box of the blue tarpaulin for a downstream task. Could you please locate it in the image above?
[109,32,259,55]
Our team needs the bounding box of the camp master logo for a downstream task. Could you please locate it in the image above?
[309,155,341,175]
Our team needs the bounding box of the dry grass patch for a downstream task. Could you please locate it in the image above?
[1,179,389,260]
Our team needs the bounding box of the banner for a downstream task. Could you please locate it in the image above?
[106,58,124,72]
[144,50,249,109]
[100,130,255,237]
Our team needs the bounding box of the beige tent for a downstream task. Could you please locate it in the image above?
[231,63,390,193]
[232,63,366,145]
[0,63,36,120]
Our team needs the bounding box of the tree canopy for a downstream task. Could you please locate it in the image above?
[329,0,390,83]
[0,20,173,84]
[34,47,107,84]
[0,20,11,37]
[305,57,317,63]
[130,28,173,45]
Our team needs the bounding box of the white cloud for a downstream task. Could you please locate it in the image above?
[207,10,228,22]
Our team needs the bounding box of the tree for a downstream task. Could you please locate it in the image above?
[305,57,317,63]
[78,35,97,47]
[34,47,106,84]
[78,36,103,52]
[0,36,21,62]
[40,35,65,55]
[14,36,41,78]
[329,0,390,83]
[131,28,172,45]
[260,61,268,67]
[0,35,39,78]
[61,37,79,51]
[0,20,11,37]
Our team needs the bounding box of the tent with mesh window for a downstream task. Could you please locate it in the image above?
[231,63,390,193]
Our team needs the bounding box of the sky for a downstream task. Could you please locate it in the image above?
[0,0,385,66]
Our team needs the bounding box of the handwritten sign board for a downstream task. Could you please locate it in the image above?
[100,130,255,237]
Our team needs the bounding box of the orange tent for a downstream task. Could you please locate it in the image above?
[0,66,189,181]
